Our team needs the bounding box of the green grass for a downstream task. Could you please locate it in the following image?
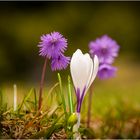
[0,61,140,138]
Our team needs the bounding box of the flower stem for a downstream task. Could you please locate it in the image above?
[68,76,74,115]
[73,112,81,139]
[38,57,47,110]
[87,84,93,128]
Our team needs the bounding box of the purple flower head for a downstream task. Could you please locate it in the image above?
[51,54,70,71]
[98,64,117,80]
[38,32,67,58]
[89,35,119,64]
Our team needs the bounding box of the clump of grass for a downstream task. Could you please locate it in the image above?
[1,92,65,139]
[1,77,140,139]
[0,74,77,139]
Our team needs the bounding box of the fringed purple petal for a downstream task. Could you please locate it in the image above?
[89,35,120,64]
[51,54,70,71]
[38,32,68,58]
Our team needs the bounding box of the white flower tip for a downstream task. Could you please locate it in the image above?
[89,54,99,85]
[74,49,83,55]
[94,55,99,67]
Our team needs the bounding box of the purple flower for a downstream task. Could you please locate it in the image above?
[38,32,67,58]
[51,54,70,71]
[98,64,117,80]
[89,35,119,64]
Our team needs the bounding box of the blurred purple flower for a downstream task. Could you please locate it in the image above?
[98,64,117,80]
[89,35,119,64]
[51,54,70,71]
[38,32,67,58]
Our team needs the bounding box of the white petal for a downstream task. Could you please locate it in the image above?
[70,49,93,95]
[86,55,99,90]
[85,57,94,92]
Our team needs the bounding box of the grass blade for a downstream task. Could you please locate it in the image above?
[30,113,64,139]
[0,89,2,107]
[34,88,37,111]
[57,73,67,118]
[18,88,34,113]
[68,76,74,115]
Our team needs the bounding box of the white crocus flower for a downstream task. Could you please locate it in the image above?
[70,49,99,113]
[70,49,99,139]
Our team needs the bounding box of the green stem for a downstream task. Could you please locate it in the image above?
[68,76,74,115]
[34,88,37,111]
[57,73,67,118]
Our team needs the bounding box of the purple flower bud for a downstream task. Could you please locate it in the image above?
[51,54,70,71]
[98,64,117,80]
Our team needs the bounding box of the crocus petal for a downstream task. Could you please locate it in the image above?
[70,49,93,95]
[70,49,99,98]
[86,55,99,91]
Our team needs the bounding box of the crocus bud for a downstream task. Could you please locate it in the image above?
[68,113,78,126]
[70,49,99,113]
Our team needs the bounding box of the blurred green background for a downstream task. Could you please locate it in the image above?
[0,2,140,85]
